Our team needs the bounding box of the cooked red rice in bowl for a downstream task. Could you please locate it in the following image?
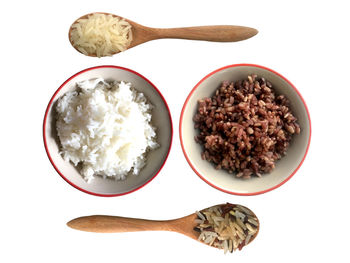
[180,64,311,195]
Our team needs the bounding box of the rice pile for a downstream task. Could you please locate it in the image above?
[194,203,259,253]
[70,13,133,57]
[193,75,300,178]
[56,78,158,182]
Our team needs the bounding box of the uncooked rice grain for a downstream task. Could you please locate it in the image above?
[194,203,259,253]
[70,13,133,57]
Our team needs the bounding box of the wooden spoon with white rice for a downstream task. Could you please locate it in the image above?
[67,203,259,253]
[68,12,258,57]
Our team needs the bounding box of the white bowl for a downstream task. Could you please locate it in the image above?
[180,64,311,195]
[43,65,172,196]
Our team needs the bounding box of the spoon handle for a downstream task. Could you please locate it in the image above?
[67,215,170,233]
[153,25,258,42]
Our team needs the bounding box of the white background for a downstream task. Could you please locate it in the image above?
[1,0,349,262]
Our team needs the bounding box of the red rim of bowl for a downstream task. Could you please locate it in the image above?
[179,63,312,196]
[43,65,173,197]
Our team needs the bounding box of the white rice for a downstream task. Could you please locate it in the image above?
[56,78,158,182]
[70,13,133,57]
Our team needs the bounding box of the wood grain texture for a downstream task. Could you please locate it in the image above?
[67,213,199,240]
[151,25,258,42]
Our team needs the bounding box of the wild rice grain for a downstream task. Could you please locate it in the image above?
[193,203,258,253]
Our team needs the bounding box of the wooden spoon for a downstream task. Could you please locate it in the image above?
[69,12,258,57]
[67,203,259,252]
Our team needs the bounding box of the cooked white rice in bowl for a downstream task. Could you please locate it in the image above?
[43,65,172,196]
[56,78,159,183]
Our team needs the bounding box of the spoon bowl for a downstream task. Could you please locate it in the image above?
[67,203,259,252]
[69,12,258,57]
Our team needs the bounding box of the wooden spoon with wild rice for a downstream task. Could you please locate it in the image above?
[67,203,259,253]
[68,12,258,57]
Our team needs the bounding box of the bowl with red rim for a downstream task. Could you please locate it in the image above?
[180,64,311,195]
[43,65,173,197]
